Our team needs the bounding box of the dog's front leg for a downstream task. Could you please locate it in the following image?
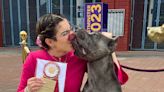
[82,81,93,92]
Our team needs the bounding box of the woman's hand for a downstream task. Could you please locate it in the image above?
[26,77,45,92]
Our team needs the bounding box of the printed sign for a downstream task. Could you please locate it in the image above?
[84,2,108,32]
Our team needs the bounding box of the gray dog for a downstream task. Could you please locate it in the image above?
[71,29,122,92]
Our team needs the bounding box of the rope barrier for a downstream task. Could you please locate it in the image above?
[121,65,164,72]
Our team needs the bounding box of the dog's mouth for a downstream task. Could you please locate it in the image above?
[71,37,88,57]
[68,33,87,55]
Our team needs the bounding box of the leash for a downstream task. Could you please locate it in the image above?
[121,64,164,72]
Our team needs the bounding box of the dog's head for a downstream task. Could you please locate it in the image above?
[71,29,118,61]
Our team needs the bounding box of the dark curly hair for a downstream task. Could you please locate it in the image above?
[36,13,66,49]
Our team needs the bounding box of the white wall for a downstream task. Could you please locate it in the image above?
[148,0,154,26]
[76,0,84,28]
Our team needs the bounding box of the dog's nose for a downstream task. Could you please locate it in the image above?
[68,33,76,41]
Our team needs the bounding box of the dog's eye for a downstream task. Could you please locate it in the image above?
[93,33,100,39]
[88,31,95,34]
[88,32,100,39]
[88,32,94,35]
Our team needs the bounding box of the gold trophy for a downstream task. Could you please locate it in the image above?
[19,31,30,63]
[147,24,164,43]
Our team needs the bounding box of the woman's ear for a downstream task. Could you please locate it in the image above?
[45,38,54,47]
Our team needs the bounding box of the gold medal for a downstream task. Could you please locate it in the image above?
[43,62,60,80]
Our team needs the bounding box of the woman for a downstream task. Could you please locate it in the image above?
[17,13,87,92]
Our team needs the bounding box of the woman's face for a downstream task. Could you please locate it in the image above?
[51,19,74,53]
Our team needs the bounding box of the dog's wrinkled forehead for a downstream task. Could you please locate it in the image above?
[75,29,108,41]
[74,29,116,51]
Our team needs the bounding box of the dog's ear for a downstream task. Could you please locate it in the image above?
[101,32,112,38]
[107,37,118,53]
